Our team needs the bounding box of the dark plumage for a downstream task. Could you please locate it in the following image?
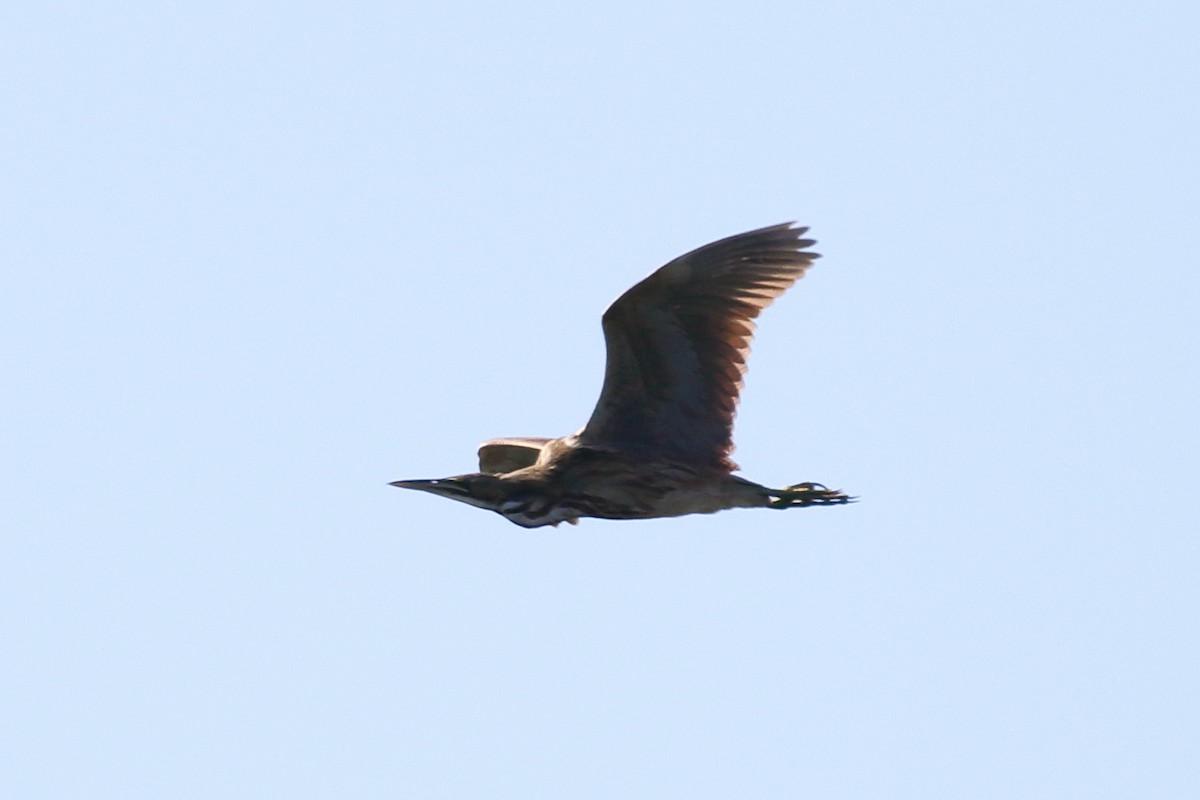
[392,223,851,527]
[581,222,818,470]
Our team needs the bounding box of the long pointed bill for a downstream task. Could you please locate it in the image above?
[389,478,466,495]
[389,476,500,511]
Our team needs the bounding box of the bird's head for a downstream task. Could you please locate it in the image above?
[389,472,510,511]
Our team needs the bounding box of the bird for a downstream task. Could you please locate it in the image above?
[391,222,852,528]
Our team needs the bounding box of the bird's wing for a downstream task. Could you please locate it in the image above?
[578,223,819,470]
[478,437,553,474]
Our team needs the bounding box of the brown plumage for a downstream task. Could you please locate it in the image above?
[392,223,852,528]
[580,222,818,471]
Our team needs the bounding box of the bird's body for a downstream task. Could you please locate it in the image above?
[392,223,852,527]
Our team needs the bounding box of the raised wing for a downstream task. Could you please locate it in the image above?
[578,223,819,470]
[478,437,552,474]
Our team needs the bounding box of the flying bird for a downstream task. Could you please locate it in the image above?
[391,222,852,527]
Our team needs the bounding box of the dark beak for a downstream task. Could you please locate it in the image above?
[389,478,468,496]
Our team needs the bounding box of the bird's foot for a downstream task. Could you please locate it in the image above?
[769,482,855,508]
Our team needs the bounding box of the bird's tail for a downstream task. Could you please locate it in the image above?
[767,482,855,508]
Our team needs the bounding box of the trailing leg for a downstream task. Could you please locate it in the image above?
[767,482,854,509]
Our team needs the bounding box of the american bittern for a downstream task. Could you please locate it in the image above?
[392,223,852,528]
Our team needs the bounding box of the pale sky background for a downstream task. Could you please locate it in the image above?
[4,1,1198,797]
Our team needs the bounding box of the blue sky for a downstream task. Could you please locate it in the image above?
[4,1,1198,797]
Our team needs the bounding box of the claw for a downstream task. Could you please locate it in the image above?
[769,482,855,509]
